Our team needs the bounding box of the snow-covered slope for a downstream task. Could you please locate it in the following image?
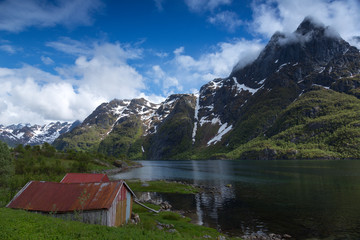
[0,121,80,147]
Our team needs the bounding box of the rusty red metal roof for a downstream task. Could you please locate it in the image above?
[60,173,110,183]
[7,181,128,213]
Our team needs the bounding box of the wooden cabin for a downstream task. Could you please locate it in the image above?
[6,180,136,226]
[60,173,110,183]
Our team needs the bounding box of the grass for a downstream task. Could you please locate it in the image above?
[0,205,237,240]
[126,180,200,194]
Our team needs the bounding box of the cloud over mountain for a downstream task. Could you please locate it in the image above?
[250,0,360,49]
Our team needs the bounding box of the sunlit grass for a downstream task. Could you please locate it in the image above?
[127,180,200,194]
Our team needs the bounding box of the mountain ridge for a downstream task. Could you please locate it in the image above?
[0,121,80,147]
[7,17,360,160]
[54,17,360,159]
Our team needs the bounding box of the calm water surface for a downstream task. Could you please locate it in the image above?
[113,160,360,239]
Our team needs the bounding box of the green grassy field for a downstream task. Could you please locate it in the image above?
[0,204,236,240]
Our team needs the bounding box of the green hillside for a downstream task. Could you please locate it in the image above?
[226,87,360,160]
[98,116,145,159]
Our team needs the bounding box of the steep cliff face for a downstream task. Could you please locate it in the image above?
[146,94,196,159]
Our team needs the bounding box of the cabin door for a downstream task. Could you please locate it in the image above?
[126,191,131,222]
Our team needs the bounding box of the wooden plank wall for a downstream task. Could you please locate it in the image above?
[51,209,109,226]
[113,186,133,226]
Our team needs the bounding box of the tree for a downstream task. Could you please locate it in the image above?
[42,142,56,157]
[14,144,25,154]
[0,141,14,187]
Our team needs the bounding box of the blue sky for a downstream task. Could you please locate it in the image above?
[0,0,359,125]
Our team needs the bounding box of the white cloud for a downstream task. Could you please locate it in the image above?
[138,93,165,104]
[156,39,264,94]
[0,44,16,54]
[149,65,182,96]
[41,56,54,65]
[48,38,143,61]
[250,0,360,48]
[154,51,169,58]
[54,41,146,101]
[0,41,161,125]
[0,0,103,32]
[173,47,185,55]
[208,11,242,32]
[52,41,145,99]
[0,66,99,125]
[176,40,263,77]
[152,65,166,80]
[184,0,232,12]
[70,56,144,100]
[46,37,94,56]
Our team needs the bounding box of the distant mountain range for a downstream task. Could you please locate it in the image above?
[0,121,80,147]
[5,17,360,160]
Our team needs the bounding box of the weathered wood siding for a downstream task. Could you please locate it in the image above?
[111,184,133,226]
[49,209,109,226]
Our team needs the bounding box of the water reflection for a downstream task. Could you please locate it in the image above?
[114,160,360,239]
[190,160,237,229]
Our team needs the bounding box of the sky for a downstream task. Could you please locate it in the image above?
[0,0,360,125]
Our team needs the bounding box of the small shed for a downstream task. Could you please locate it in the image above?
[60,173,110,183]
[6,180,136,226]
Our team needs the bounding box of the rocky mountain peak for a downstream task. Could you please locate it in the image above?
[229,16,358,89]
[295,16,326,35]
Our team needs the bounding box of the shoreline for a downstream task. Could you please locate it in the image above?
[95,161,143,175]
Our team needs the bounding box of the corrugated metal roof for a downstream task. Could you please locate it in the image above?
[7,181,128,213]
[60,173,110,183]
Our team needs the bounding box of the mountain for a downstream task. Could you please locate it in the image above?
[54,17,360,160]
[0,121,80,147]
[53,98,162,155]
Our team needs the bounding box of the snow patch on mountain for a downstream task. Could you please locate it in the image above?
[276,62,290,72]
[232,77,261,95]
[100,99,162,136]
[312,84,330,89]
[207,122,233,146]
[192,93,200,144]
[258,78,266,85]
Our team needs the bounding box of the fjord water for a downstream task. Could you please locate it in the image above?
[114,160,360,239]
